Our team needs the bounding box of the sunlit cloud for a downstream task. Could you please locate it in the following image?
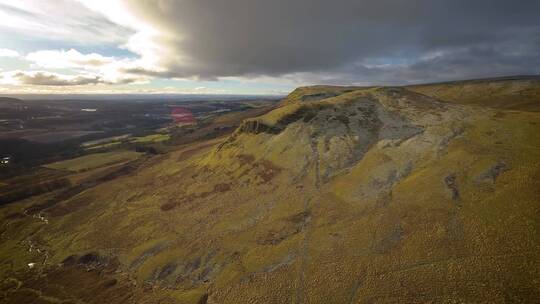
[26,49,114,69]
[0,48,20,58]
[0,70,140,86]
[1,48,149,87]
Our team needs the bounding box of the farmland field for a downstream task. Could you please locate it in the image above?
[43,151,142,172]
[22,130,104,143]
[130,133,170,143]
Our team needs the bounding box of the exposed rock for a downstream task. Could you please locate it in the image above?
[372,224,405,254]
[444,173,460,201]
[78,252,104,266]
[476,161,508,184]
[130,243,168,269]
[197,293,209,304]
[156,263,177,280]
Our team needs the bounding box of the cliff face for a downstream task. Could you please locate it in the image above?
[213,87,465,184]
[1,81,539,304]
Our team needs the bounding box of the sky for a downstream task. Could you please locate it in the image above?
[0,0,539,95]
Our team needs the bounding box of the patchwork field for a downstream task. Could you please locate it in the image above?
[22,131,105,143]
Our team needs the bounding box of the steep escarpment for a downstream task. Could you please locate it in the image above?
[1,82,539,304]
[211,87,463,184]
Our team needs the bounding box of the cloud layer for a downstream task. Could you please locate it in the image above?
[26,49,114,69]
[0,70,138,86]
[107,0,540,83]
[0,0,132,44]
[1,0,540,91]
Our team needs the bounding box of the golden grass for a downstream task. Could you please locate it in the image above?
[408,78,540,111]
[2,81,540,303]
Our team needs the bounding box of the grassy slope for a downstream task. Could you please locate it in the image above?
[408,76,540,111]
[1,80,539,303]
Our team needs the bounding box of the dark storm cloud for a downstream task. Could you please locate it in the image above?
[124,0,540,83]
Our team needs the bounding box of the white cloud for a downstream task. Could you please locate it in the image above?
[0,1,154,90]
[76,0,182,75]
[22,48,151,85]
[26,49,114,69]
[0,70,139,86]
[0,48,20,58]
[0,0,132,44]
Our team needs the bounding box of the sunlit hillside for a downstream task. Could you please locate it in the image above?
[1,78,539,303]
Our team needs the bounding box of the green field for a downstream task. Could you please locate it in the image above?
[130,133,170,143]
[43,151,142,172]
